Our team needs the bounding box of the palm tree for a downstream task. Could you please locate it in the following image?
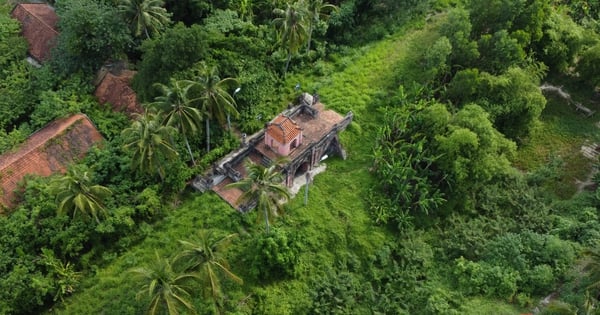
[121,110,179,180]
[119,0,171,39]
[131,251,199,315]
[225,160,290,234]
[152,79,203,164]
[272,2,309,75]
[40,248,82,302]
[302,0,338,53]
[176,230,243,313]
[583,245,600,291]
[50,166,112,223]
[193,63,239,152]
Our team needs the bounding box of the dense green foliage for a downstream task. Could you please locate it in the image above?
[53,0,131,75]
[2,0,600,314]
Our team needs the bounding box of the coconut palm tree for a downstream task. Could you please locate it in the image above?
[50,165,112,223]
[131,251,199,315]
[272,2,309,75]
[583,245,600,291]
[301,0,338,53]
[225,160,290,234]
[40,248,82,302]
[176,230,242,313]
[119,0,171,39]
[122,110,179,180]
[152,79,203,164]
[192,63,239,152]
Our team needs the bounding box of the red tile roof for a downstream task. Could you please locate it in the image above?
[11,3,59,62]
[0,114,103,211]
[266,115,302,144]
[94,70,143,115]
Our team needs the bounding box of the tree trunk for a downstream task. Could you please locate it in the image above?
[206,119,211,152]
[284,51,292,77]
[184,135,195,165]
[264,206,270,234]
[306,22,313,54]
[180,120,195,165]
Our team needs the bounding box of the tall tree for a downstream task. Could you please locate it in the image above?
[225,160,290,234]
[302,0,338,53]
[176,230,243,313]
[192,63,238,152]
[118,0,172,39]
[152,79,203,164]
[272,2,309,75]
[53,0,131,74]
[50,166,112,223]
[131,251,199,315]
[132,23,209,101]
[121,110,179,180]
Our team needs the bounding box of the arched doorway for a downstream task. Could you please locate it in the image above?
[294,161,310,178]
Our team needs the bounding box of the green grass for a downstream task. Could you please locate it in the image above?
[515,93,600,198]
[56,17,434,314]
[461,298,529,315]
[53,12,587,315]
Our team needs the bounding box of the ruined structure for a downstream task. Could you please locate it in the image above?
[193,93,353,210]
[94,65,143,116]
[264,115,303,156]
[11,3,59,64]
[0,114,103,211]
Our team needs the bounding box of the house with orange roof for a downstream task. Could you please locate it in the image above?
[94,65,143,116]
[193,93,353,210]
[10,3,59,64]
[265,115,303,156]
[0,114,103,211]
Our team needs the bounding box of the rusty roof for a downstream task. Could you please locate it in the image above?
[11,3,59,62]
[0,114,103,211]
[266,115,302,144]
[94,70,143,115]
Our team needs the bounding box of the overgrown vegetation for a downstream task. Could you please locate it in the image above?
[1,0,600,314]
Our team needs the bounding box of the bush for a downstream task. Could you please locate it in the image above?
[310,269,371,314]
[525,264,554,295]
[454,257,520,300]
[540,300,577,315]
[248,228,304,281]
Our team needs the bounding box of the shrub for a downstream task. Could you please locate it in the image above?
[524,264,554,295]
[310,269,371,314]
[539,300,578,315]
[454,257,520,300]
[248,228,304,281]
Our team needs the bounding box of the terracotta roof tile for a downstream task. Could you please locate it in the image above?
[0,114,103,211]
[94,71,143,115]
[266,115,302,144]
[11,3,59,62]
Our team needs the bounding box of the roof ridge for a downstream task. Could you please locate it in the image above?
[0,114,86,171]
[19,3,59,35]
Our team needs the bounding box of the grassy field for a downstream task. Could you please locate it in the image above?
[56,15,545,315]
[515,90,600,199]
[56,18,432,314]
